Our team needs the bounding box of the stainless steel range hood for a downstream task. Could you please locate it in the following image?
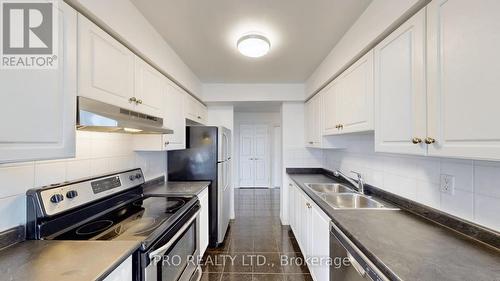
[77,97,173,134]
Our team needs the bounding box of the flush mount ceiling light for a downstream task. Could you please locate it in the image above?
[237,34,271,58]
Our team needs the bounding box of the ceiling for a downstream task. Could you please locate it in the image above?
[131,0,372,83]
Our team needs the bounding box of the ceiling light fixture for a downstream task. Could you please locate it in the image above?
[237,34,270,58]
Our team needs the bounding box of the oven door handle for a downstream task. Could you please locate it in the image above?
[148,210,200,262]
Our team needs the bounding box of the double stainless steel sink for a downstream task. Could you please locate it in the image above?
[305,183,391,209]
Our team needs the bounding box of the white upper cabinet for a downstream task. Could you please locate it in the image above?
[323,51,374,136]
[133,80,187,152]
[374,9,427,155]
[336,50,374,134]
[134,57,164,117]
[322,82,339,135]
[426,0,500,160]
[0,3,76,163]
[184,94,207,125]
[78,15,135,110]
[164,83,186,150]
[305,93,323,147]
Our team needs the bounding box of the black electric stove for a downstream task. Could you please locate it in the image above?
[26,169,202,281]
[52,195,191,246]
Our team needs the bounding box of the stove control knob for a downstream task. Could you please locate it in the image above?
[129,175,136,181]
[50,194,64,204]
[135,173,142,179]
[66,190,78,199]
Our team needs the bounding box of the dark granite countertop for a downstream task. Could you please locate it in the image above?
[287,172,500,281]
[143,180,210,196]
[0,240,140,281]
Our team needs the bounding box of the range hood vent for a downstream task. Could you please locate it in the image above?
[77,96,173,134]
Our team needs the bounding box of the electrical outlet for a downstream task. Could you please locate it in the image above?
[440,174,455,195]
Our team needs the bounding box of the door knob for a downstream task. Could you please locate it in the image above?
[412,137,422,144]
[424,137,436,144]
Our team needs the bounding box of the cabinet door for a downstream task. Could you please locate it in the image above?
[198,103,208,125]
[165,83,186,150]
[103,256,132,281]
[323,82,340,135]
[294,188,303,248]
[199,188,209,256]
[134,57,164,117]
[374,9,427,155]
[309,204,331,281]
[336,51,374,134]
[288,182,296,231]
[304,99,315,147]
[184,94,204,123]
[311,94,323,146]
[427,0,500,160]
[0,3,76,163]
[78,15,135,109]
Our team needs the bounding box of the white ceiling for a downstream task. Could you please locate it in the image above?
[131,0,371,83]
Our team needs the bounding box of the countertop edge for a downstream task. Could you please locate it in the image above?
[95,241,141,281]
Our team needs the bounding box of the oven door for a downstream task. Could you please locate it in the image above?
[145,210,200,281]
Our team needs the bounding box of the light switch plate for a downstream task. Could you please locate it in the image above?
[440,174,455,195]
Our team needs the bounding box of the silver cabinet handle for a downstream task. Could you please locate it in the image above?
[137,99,143,104]
[306,202,311,209]
[129,97,137,103]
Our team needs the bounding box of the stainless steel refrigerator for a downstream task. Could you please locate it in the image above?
[167,126,232,247]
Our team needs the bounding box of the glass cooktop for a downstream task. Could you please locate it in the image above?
[53,195,189,241]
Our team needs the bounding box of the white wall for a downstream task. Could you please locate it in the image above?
[234,112,282,191]
[321,133,500,232]
[207,105,235,218]
[306,0,426,97]
[0,131,166,232]
[67,0,202,97]
[280,102,323,224]
[203,84,304,102]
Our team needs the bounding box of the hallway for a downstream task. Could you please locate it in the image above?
[201,188,312,281]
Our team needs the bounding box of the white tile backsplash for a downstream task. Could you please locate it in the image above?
[322,133,500,231]
[0,131,167,232]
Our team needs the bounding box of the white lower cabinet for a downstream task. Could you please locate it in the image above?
[103,256,132,281]
[289,181,330,281]
[199,187,209,257]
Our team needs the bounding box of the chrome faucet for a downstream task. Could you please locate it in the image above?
[333,170,365,194]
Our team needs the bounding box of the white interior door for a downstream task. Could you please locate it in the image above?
[253,125,270,187]
[239,125,255,187]
[239,124,270,188]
